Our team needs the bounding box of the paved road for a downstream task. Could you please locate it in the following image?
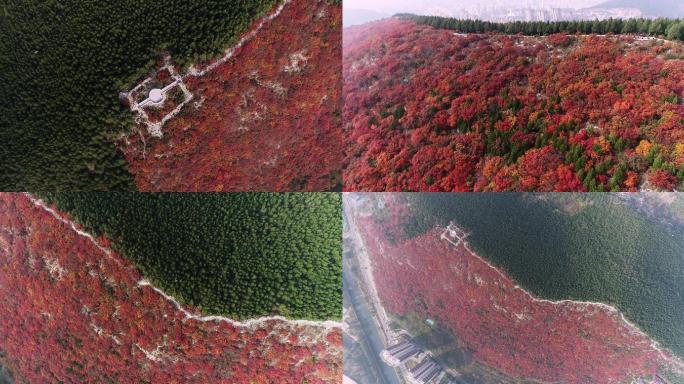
[343,257,403,384]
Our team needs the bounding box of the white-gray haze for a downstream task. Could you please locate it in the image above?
[344,0,684,27]
[345,0,602,15]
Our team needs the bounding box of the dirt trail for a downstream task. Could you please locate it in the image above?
[128,0,293,137]
[439,225,684,374]
[187,0,292,77]
[25,193,342,331]
[346,194,684,379]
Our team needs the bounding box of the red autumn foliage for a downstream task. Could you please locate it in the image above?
[123,0,343,192]
[351,196,682,383]
[145,86,186,124]
[343,19,684,192]
[0,193,342,383]
[647,169,679,190]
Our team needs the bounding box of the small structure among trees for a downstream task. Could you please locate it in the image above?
[126,55,194,138]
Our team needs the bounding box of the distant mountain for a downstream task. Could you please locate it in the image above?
[459,6,642,22]
[344,1,681,25]
[590,0,684,17]
[344,9,390,27]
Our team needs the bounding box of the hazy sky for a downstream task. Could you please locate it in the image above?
[343,0,684,28]
[344,0,604,14]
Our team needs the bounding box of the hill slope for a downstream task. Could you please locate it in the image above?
[0,0,279,190]
[403,193,684,359]
[38,192,342,320]
[0,193,342,383]
[122,0,343,192]
[344,19,684,192]
[350,193,684,383]
[1,0,342,191]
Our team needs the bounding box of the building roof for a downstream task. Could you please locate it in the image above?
[149,88,163,103]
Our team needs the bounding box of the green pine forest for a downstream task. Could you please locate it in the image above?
[39,192,342,321]
[0,0,278,190]
[402,193,684,358]
[397,14,684,41]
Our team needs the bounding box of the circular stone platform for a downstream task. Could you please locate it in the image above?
[149,88,163,103]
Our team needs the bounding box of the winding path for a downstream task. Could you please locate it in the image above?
[439,223,684,372]
[25,192,342,331]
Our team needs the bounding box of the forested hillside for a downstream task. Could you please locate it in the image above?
[0,1,276,190]
[401,193,684,358]
[123,0,343,192]
[0,193,342,383]
[38,193,342,320]
[353,194,683,383]
[397,14,684,41]
[344,19,684,191]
